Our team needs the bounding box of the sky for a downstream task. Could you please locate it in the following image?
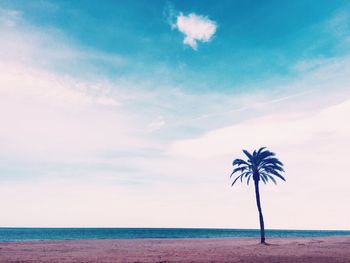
[0,0,350,229]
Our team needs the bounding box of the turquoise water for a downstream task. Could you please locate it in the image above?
[0,228,349,242]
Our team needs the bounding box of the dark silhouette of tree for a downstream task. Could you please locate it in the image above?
[231,147,285,244]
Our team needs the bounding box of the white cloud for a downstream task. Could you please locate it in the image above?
[0,63,120,107]
[169,99,350,159]
[0,8,21,27]
[147,116,166,132]
[0,9,149,163]
[0,63,137,162]
[175,13,217,50]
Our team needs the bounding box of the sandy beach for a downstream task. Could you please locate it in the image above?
[0,236,349,262]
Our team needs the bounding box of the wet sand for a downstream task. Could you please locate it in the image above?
[1,236,350,262]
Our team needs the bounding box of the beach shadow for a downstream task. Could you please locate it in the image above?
[261,242,279,246]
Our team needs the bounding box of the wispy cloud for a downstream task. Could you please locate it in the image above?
[0,8,21,27]
[0,8,148,164]
[169,98,350,158]
[147,116,166,132]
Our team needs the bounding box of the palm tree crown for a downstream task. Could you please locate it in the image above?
[231,147,285,186]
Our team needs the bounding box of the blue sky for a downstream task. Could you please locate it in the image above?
[0,0,350,229]
[3,0,349,90]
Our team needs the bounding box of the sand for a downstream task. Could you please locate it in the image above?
[0,236,350,262]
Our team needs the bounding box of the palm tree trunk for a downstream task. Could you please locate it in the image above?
[254,179,265,244]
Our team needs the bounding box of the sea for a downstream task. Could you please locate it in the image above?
[0,228,350,242]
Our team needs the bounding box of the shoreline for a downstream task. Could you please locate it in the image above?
[1,227,350,243]
[1,233,350,243]
[1,236,350,262]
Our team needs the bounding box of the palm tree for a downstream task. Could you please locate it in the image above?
[230,147,285,244]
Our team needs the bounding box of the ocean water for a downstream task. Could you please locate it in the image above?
[0,228,350,242]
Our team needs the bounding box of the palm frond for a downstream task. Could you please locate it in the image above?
[257,150,275,162]
[243,149,254,162]
[260,164,284,173]
[243,171,252,177]
[232,158,249,167]
[267,166,284,173]
[261,157,283,166]
[260,174,267,184]
[257,147,266,155]
[230,166,248,178]
[247,174,252,185]
[266,174,277,185]
[231,174,242,186]
[265,168,286,181]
